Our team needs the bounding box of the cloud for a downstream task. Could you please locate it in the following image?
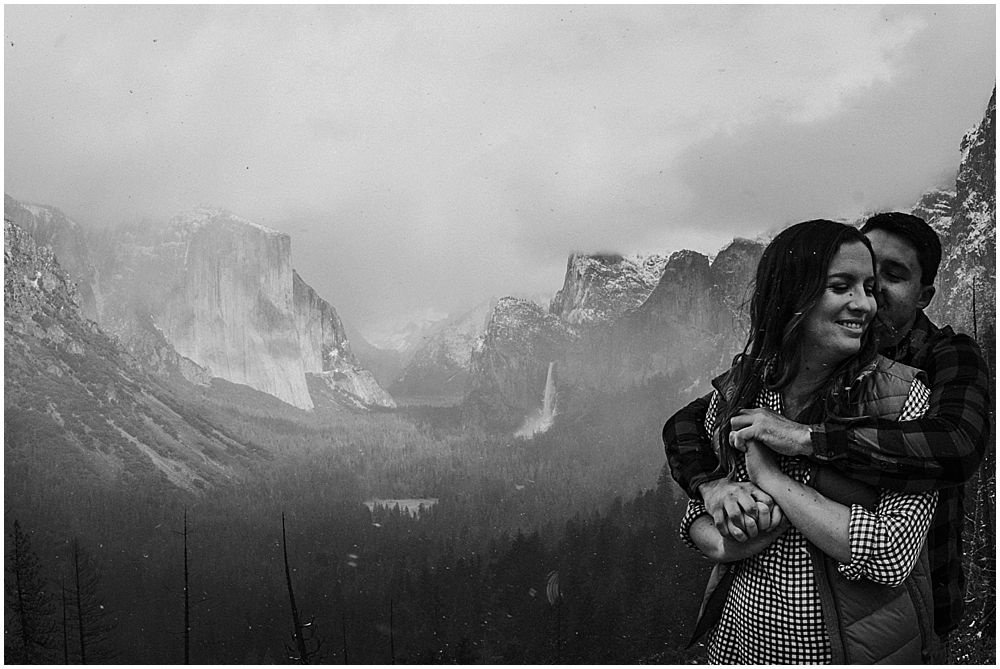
[4,5,994,334]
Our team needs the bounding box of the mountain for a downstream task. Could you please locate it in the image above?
[548,253,667,324]
[923,87,996,342]
[4,216,266,493]
[3,201,394,411]
[465,88,996,433]
[463,297,579,429]
[389,298,498,402]
[463,240,764,430]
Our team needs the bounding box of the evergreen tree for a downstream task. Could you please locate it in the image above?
[4,520,56,664]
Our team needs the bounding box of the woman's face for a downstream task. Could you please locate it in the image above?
[801,241,877,367]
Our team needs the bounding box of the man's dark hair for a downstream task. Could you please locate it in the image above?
[861,212,942,286]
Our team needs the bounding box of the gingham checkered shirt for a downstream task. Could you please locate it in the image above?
[664,312,990,635]
[680,381,937,664]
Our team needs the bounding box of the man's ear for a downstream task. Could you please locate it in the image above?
[918,284,936,310]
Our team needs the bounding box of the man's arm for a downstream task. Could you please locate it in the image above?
[662,393,723,498]
[733,334,990,493]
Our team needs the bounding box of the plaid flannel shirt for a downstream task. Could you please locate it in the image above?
[662,311,991,635]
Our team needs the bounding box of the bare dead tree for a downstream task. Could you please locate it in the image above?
[282,513,323,664]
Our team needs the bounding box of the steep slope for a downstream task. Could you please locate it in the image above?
[293,271,396,409]
[4,217,265,493]
[924,87,996,339]
[463,298,579,429]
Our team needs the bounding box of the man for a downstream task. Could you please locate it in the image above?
[663,212,991,641]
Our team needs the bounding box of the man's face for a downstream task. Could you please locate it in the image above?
[865,229,935,344]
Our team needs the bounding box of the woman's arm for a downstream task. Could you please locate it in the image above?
[744,442,853,561]
[745,441,938,585]
[688,512,789,563]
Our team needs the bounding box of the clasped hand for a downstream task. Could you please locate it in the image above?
[699,442,784,542]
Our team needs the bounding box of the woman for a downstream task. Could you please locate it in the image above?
[681,220,937,664]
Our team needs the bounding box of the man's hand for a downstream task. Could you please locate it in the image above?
[697,478,782,542]
[730,408,814,456]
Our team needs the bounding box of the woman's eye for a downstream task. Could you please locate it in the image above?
[829,283,849,292]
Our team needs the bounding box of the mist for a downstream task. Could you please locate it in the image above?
[4,4,995,336]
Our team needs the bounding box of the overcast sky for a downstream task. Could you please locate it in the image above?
[4,4,995,339]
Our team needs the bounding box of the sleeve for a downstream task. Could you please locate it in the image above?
[837,489,938,587]
[663,392,724,499]
[810,335,990,493]
[679,498,710,553]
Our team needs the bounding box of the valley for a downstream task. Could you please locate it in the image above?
[5,88,995,664]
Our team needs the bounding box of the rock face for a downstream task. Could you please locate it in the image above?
[294,271,396,408]
[464,298,578,429]
[924,87,996,340]
[549,253,667,324]
[148,209,313,409]
[4,216,253,492]
[5,201,393,411]
[4,195,99,320]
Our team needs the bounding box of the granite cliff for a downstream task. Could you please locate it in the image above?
[4,201,393,411]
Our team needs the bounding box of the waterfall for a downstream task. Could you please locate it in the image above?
[515,362,557,438]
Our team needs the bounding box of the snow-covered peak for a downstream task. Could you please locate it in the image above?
[550,252,669,324]
[167,206,282,238]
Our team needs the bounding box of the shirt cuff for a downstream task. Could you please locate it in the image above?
[689,471,727,500]
[810,421,845,462]
[837,503,878,580]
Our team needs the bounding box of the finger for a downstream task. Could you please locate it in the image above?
[722,516,744,541]
[749,488,774,507]
[729,413,753,430]
[729,429,749,453]
[769,503,783,529]
[731,512,758,539]
[754,501,773,532]
[712,510,732,539]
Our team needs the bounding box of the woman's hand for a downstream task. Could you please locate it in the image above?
[690,513,790,563]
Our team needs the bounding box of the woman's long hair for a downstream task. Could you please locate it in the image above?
[715,220,883,474]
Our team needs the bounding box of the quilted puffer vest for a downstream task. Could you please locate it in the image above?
[809,356,937,664]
